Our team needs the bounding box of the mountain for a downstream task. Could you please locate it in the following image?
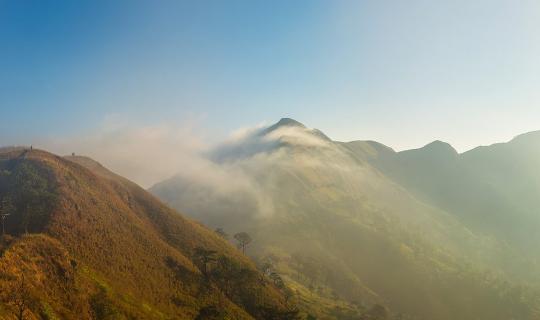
[0,148,292,319]
[345,130,540,279]
[151,119,540,320]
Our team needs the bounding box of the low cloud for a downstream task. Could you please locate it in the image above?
[41,117,209,188]
[263,126,330,148]
[209,122,331,163]
[37,117,332,217]
[151,121,346,224]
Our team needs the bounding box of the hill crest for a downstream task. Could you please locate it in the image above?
[0,148,290,319]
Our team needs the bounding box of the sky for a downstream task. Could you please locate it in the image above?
[1,0,540,182]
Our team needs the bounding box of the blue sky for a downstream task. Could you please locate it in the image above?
[2,0,540,151]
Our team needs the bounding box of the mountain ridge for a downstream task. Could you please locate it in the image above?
[152,118,540,320]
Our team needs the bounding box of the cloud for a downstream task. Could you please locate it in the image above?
[209,122,331,163]
[151,121,346,223]
[263,126,330,147]
[40,117,209,188]
[36,117,331,221]
[227,122,269,142]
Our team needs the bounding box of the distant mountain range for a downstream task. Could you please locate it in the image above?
[0,148,292,319]
[347,130,540,259]
[152,118,540,320]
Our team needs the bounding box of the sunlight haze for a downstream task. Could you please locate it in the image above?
[2,0,540,153]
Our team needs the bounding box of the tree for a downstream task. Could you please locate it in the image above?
[193,247,217,276]
[214,227,228,240]
[233,232,252,254]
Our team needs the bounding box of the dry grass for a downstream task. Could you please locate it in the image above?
[0,149,289,319]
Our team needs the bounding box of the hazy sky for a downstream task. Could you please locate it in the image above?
[2,0,540,152]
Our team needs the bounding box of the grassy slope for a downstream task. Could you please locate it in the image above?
[0,148,288,319]
[152,127,540,320]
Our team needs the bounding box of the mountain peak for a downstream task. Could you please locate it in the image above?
[398,140,458,159]
[277,117,305,127]
[422,140,458,155]
[265,118,306,132]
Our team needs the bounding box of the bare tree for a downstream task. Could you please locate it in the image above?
[233,232,252,254]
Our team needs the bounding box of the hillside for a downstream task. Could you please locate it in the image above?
[0,148,292,319]
[345,131,540,280]
[152,119,540,320]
